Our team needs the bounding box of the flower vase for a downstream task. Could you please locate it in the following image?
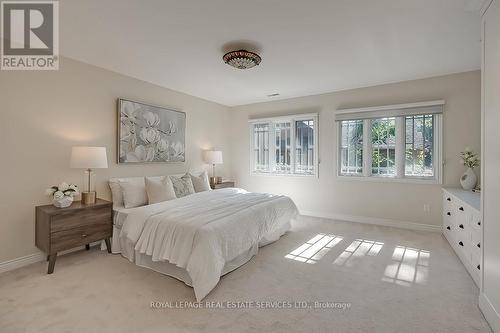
[53,196,73,208]
[460,168,477,191]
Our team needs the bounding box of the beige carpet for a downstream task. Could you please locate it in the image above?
[0,216,492,333]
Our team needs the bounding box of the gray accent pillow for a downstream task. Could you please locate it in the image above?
[190,171,211,192]
[170,174,195,198]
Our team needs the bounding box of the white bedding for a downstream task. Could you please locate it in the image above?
[115,188,298,300]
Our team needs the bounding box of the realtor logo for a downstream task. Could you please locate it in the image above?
[1,1,59,70]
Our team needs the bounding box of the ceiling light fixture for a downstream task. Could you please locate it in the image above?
[223,50,261,69]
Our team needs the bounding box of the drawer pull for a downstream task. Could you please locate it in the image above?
[447,197,451,201]
[458,241,464,246]
[477,264,480,270]
[478,221,481,226]
[82,234,88,238]
[477,243,481,248]
[459,207,464,211]
[459,224,464,229]
[447,212,451,216]
[446,226,451,230]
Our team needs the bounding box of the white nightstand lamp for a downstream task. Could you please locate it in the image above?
[70,147,108,204]
[204,150,223,185]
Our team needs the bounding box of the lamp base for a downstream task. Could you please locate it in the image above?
[209,177,217,186]
[81,191,96,205]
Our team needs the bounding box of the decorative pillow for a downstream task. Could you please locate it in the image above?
[190,171,211,192]
[119,179,148,208]
[169,174,195,198]
[145,176,177,204]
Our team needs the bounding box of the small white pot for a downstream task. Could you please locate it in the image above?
[53,196,73,208]
[460,168,477,191]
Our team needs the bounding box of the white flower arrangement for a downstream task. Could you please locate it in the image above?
[460,147,480,169]
[45,182,79,199]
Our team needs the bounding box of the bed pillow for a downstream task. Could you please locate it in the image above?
[119,179,148,208]
[145,176,177,204]
[190,171,211,192]
[170,173,195,198]
[109,177,145,208]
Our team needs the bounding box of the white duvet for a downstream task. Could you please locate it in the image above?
[117,188,298,300]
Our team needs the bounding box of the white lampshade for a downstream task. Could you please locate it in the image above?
[204,150,223,164]
[70,146,108,169]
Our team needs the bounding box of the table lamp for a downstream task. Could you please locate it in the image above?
[204,150,223,185]
[70,146,108,204]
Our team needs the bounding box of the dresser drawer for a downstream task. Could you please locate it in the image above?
[51,224,112,252]
[51,206,112,232]
[471,230,481,257]
[470,251,481,285]
[470,211,482,233]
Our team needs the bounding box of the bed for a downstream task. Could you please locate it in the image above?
[108,175,298,301]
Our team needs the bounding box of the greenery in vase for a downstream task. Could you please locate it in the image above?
[460,148,480,169]
[45,183,79,200]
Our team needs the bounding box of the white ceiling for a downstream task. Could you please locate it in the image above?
[60,0,483,106]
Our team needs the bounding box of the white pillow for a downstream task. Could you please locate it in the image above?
[119,179,148,208]
[169,173,195,198]
[145,176,177,204]
[109,177,145,208]
[190,171,211,192]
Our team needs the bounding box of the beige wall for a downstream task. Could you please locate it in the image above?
[0,57,232,262]
[230,71,481,227]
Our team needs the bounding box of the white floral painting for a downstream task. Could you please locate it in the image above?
[118,99,185,163]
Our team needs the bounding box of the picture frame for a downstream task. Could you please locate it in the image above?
[117,98,186,164]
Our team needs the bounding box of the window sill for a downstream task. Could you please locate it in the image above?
[337,174,441,185]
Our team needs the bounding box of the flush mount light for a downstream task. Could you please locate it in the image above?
[223,50,262,69]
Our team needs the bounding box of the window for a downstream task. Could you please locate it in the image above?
[371,117,396,176]
[250,114,318,176]
[336,101,443,183]
[340,120,363,175]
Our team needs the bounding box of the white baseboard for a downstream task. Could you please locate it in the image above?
[0,252,45,274]
[480,293,500,333]
[300,210,442,233]
[0,241,103,274]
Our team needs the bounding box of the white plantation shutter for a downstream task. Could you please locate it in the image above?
[335,101,444,121]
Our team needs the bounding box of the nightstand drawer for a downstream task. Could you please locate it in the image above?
[51,206,112,232]
[51,224,111,252]
[211,181,235,189]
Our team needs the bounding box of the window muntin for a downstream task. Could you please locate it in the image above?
[405,115,434,177]
[295,119,315,175]
[253,123,270,172]
[338,113,440,182]
[274,122,291,174]
[371,117,396,176]
[250,115,318,176]
[340,120,363,175]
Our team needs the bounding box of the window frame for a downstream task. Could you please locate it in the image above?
[249,113,319,178]
[336,114,443,185]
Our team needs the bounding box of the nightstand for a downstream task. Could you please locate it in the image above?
[35,199,113,274]
[211,181,235,190]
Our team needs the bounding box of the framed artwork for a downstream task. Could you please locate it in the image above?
[118,98,186,163]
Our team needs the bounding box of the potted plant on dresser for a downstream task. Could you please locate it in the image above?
[460,148,480,191]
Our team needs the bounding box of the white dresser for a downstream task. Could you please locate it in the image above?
[442,188,482,287]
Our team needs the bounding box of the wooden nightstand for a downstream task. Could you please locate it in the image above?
[35,199,113,274]
[211,181,235,190]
